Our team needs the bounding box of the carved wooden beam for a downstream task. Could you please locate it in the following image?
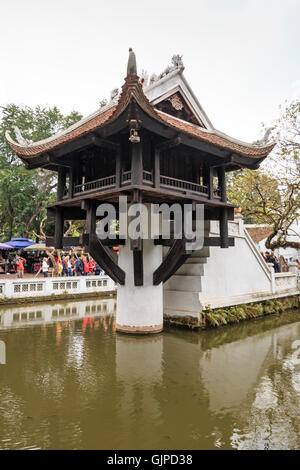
[47,207,88,221]
[46,236,78,247]
[88,233,125,285]
[91,135,120,151]
[210,154,233,168]
[154,236,234,247]
[153,238,191,285]
[206,236,234,247]
[205,206,234,221]
[80,200,126,284]
[155,136,181,152]
[53,135,94,158]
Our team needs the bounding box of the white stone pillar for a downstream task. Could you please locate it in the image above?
[116,238,163,334]
[267,262,276,294]
[289,262,298,274]
[116,202,163,334]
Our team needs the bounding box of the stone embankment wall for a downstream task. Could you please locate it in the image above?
[164,295,300,330]
[0,275,116,304]
[164,214,299,320]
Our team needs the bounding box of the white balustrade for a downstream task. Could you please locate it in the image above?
[0,275,116,300]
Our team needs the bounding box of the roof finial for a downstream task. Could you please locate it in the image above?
[127,48,137,76]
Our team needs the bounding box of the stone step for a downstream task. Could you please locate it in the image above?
[163,245,209,258]
[165,274,202,292]
[191,246,210,258]
[176,263,204,276]
[185,257,208,264]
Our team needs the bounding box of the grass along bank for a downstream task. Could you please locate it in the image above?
[164,295,300,330]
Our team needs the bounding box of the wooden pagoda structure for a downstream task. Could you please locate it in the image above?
[6,49,275,333]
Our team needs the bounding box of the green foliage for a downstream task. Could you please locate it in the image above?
[164,296,299,330]
[227,100,300,250]
[202,297,298,328]
[227,169,281,225]
[0,104,82,240]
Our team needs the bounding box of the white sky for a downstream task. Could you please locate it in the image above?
[1,0,299,142]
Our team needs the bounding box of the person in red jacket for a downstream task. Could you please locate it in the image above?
[83,256,90,276]
[89,257,95,274]
[16,256,26,278]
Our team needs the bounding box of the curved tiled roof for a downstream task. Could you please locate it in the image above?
[156,111,275,158]
[6,69,275,160]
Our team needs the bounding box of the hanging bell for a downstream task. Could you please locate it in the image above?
[129,128,140,143]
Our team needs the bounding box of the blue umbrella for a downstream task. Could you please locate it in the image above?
[5,238,35,249]
[0,242,13,250]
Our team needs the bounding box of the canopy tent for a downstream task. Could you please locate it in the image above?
[24,243,49,252]
[0,243,13,250]
[5,238,35,249]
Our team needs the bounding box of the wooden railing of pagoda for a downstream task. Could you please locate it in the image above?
[160,175,208,196]
[74,175,116,195]
[71,171,211,198]
[122,170,153,185]
[121,171,132,185]
[142,170,153,185]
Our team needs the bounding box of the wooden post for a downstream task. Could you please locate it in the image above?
[220,207,229,248]
[54,207,64,249]
[68,167,74,199]
[154,148,160,188]
[218,165,227,202]
[115,146,121,188]
[131,143,143,185]
[57,167,66,201]
[208,167,214,200]
[85,201,96,236]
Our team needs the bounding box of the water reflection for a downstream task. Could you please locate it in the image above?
[229,322,300,450]
[0,298,299,449]
[116,335,163,435]
[0,297,116,329]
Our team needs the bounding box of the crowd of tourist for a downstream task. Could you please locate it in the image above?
[0,252,105,278]
[41,255,103,278]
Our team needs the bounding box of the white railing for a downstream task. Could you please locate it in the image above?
[0,275,116,300]
[274,272,298,293]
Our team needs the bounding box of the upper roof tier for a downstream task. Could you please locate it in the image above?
[6,50,275,161]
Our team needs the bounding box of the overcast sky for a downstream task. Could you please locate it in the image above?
[1,0,299,142]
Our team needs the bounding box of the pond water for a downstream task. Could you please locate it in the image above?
[0,297,300,450]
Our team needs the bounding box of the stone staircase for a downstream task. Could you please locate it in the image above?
[163,246,210,319]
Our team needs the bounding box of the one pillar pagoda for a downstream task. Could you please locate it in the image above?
[6,49,275,334]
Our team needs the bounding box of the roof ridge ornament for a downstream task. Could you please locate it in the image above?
[252,127,275,147]
[12,126,32,146]
[110,88,119,102]
[127,48,137,76]
[149,54,184,85]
